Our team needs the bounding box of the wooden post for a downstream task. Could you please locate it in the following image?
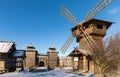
[80,56,83,70]
[90,60,94,73]
[83,55,88,72]
[72,56,74,70]
[78,57,80,70]
[78,56,83,70]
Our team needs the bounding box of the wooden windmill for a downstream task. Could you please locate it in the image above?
[60,0,114,53]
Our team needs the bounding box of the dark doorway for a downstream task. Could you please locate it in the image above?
[39,61,45,67]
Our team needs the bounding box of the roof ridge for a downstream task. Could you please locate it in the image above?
[0,41,15,43]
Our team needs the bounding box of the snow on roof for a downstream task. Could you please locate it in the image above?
[68,47,91,56]
[38,53,48,56]
[47,47,58,53]
[27,45,35,49]
[0,41,14,53]
[77,48,91,55]
[12,50,25,57]
[48,49,56,52]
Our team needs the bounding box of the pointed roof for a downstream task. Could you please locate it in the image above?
[0,41,15,53]
[68,47,91,57]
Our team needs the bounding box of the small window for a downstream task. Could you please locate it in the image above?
[85,25,89,29]
[97,24,103,29]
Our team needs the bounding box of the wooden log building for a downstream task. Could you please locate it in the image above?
[69,18,113,73]
[0,41,16,72]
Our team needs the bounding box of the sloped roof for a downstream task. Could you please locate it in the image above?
[47,47,58,53]
[0,41,14,53]
[27,45,35,49]
[38,53,48,56]
[82,18,113,29]
[77,48,91,55]
[68,47,91,56]
[12,50,25,57]
[71,18,113,31]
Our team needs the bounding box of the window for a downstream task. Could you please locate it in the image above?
[85,25,89,29]
[97,24,103,29]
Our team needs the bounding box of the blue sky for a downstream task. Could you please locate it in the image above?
[0,0,120,56]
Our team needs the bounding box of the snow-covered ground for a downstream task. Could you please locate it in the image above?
[0,67,95,77]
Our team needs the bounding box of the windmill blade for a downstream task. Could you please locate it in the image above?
[84,0,114,22]
[60,35,72,52]
[62,36,74,53]
[60,34,74,53]
[60,5,78,25]
[81,0,114,50]
[60,35,74,53]
[60,5,77,53]
[81,0,114,48]
[60,0,114,54]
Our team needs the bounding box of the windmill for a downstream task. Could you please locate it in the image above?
[60,0,114,53]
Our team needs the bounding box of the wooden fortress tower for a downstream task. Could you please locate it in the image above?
[24,45,37,70]
[47,47,58,70]
[69,18,112,73]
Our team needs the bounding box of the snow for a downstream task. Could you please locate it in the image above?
[38,53,48,56]
[77,48,90,55]
[0,67,95,77]
[12,50,25,57]
[0,41,14,53]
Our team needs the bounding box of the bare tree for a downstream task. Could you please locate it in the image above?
[91,32,120,74]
